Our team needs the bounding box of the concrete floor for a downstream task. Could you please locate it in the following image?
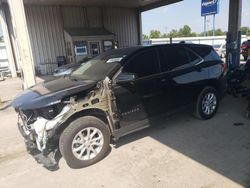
[0,77,250,188]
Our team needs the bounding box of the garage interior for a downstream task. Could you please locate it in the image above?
[0,0,249,187]
[0,0,243,87]
[1,0,183,87]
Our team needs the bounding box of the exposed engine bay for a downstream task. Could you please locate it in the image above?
[15,77,118,169]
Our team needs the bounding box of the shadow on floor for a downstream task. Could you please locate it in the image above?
[115,96,250,187]
[0,100,12,111]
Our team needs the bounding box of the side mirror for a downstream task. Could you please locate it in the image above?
[116,72,137,83]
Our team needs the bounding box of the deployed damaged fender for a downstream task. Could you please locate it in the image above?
[54,77,119,133]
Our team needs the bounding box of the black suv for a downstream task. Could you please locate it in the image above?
[12,44,227,169]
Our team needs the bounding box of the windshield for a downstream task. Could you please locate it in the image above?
[71,54,124,81]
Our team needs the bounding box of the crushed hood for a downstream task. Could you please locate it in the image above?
[12,77,97,110]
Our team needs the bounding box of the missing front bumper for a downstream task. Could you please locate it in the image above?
[24,139,60,171]
[17,122,60,170]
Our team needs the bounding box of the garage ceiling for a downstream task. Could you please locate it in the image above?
[22,0,182,11]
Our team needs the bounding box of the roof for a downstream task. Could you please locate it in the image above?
[22,0,183,12]
[65,28,114,37]
[101,46,144,57]
[96,43,212,62]
[102,43,213,56]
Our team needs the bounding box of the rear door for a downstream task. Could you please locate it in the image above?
[158,46,207,110]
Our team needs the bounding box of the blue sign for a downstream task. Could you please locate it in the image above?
[201,0,219,16]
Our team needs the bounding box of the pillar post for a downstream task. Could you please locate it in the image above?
[226,0,242,69]
[0,3,16,77]
[7,0,35,88]
[136,10,142,45]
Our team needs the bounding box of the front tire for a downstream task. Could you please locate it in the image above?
[59,116,110,168]
[195,87,219,120]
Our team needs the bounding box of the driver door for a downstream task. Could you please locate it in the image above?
[113,49,161,129]
[113,76,147,128]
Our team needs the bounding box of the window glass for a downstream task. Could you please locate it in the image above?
[187,49,203,65]
[71,54,122,81]
[123,50,159,78]
[191,46,220,61]
[159,46,201,71]
[103,40,114,52]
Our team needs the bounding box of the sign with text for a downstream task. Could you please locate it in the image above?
[201,0,219,16]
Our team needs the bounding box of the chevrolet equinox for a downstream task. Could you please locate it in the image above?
[12,44,227,169]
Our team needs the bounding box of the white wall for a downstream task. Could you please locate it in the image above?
[0,42,8,66]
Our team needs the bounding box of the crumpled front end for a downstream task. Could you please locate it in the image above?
[14,77,118,170]
[17,104,71,170]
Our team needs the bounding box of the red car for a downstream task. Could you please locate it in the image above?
[241,40,250,61]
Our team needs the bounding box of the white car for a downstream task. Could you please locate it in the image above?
[213,43,226,58]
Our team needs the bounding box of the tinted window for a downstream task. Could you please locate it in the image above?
[159,46,201,71]
[123,49,159,78]
[187,49,203,65]
[71,53,124,81]
[191,46,221,61]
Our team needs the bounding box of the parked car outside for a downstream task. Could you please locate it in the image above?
[53,62,82,77]
[53,57,92,77]
[212,43,226,58]
[241,40,250,61]
[12,44,227,169]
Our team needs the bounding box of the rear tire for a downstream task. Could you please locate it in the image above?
[59,116,110,169]
[195,87,219,120]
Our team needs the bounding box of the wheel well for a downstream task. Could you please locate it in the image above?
[55,108,111,136]
[199,78,224,97]
[206,81,223,97]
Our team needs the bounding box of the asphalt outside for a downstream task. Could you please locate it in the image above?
[0,76,250,188]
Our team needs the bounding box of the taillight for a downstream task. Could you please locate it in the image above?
[242,43,247,49]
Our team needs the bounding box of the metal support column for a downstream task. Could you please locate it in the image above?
[7,0,35,88]
[204,16,207,36]
[213,14,215,36]
[0,3,16,77]
[226,0,242,70]
[137,10,142,45]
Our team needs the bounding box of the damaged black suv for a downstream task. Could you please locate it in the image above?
[12,44,227,169]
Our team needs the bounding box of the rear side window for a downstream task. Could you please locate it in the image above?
[124,49,159,78]
[159,46,202,71]
[191,46,221,61]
